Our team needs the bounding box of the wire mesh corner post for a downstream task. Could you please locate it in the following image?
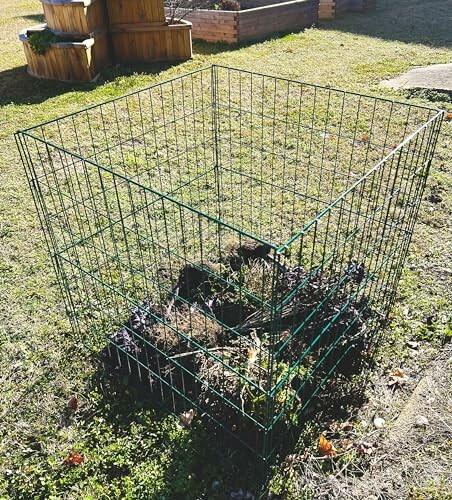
[16,66,444,460]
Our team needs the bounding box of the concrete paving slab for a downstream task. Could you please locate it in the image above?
[380,63,452,92]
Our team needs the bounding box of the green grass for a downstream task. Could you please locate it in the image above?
[1,0,451,498]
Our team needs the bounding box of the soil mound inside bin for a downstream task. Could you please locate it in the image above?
[105,239,372,433]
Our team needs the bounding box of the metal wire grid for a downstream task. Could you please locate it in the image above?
[16,65,444,459]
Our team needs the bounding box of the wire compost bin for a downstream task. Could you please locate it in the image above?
[16,65,444,459]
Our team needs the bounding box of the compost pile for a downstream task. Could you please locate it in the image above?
[107,239,370,430]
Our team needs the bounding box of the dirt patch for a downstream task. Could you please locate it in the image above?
[105,241,372,441]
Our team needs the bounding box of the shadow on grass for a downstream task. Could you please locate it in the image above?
[87,361,269,498]
[79,342,372,498]
[0,61,182,107]
[324,0,452,49]
[18,13,45,24]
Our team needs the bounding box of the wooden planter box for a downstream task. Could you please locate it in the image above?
[179,0,318,45]
[41,0,108,34]
[110,20,192,63]
[106,0,165,25]
[19,25,111,82]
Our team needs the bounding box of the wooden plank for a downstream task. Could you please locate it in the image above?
[192,30,237,40]
[193,25,238,35]
[42,0,108,34]
[21,30,110,82]
[175,9,238,20]
[318,0,352,19]
[110,22,193,62]
[106,0,166,25]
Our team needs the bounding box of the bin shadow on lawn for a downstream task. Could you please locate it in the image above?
[83,339,372,497]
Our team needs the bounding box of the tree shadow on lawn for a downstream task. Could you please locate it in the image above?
[0,61,181,107]
[323,0,452,49]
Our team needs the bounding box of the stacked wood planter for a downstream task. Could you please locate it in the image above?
[20,25,110,82]
[106,0,193,63]
[41,0,108,33]
[20,0,192,82]
[180,0,318,45]
[20,0,111,82]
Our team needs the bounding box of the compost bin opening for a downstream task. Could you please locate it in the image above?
[16,65,444,459]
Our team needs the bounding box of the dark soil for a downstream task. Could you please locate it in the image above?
[105,240,372,439]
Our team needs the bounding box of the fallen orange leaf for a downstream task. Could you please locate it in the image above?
[64,451,85,466]
[67,395,78,411]
[388,367,409,387]
[318,433,337,457]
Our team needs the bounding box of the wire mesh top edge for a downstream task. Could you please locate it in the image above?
[16,64,442,136]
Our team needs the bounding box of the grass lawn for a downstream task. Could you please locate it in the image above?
[0,0,451,498]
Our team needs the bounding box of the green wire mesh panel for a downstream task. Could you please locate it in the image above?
[16,65,444,460]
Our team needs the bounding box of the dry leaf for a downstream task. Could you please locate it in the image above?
[64,451,85,465]
[318,433,337,457]
[338,438,354,450]
[248,331,260,364]
[360,133,370,143]
[283,454,298,468]
[356,441,374,455]
[330,421,354,433]
[67,396,78,411]
[247,347,258,364]
[179,409,196,429]
[388,367,409,387]
[415,415,429,428]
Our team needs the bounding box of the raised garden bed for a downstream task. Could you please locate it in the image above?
[41,0,108,34]
[19,25,111,82]
[106,0,166,25]
[106,0,192,63]
[110,19,192,63]
[179,0,318,44]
